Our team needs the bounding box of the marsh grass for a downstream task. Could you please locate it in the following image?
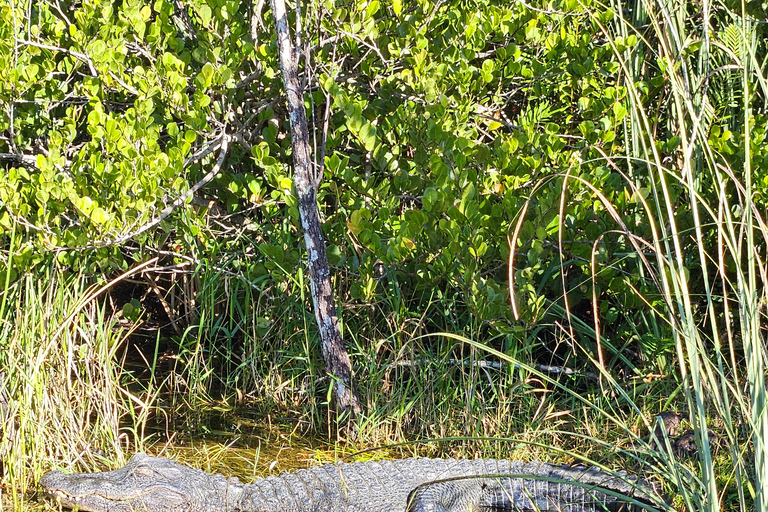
[503,0,768,509]
[142,247,590,456]
[610,0,768,507]
[0,261,158,510]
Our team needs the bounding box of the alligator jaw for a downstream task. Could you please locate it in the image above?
[41,476,188,512]
[42,484,186,512]
[40,453,239,512]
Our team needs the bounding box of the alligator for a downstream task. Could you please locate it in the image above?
[40,452,661,512]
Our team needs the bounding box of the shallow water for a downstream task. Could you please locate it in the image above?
[138,404,341,477]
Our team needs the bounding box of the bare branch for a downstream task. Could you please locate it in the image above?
[0,152,37,167]
[96,132,230,248]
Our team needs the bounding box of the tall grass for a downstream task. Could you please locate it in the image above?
[503,0,768,509]
[0,258,157,510]
[613,0,767,509]
[165,238,548,445]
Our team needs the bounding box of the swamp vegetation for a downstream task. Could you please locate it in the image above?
[0,0,767,510]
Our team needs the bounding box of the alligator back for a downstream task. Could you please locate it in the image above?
[404,463,658,511]
[235,458,658,512]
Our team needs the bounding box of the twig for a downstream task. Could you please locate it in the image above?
[121,245,271,290]
[17,39,98,77]
[101,132,230,247]
[515,0,582,16]
[334,29,392,65]
[108,71,139,96]
[142,272,182,335]
[385,358,599,380]
[183,134,226,167]
[236,63,264,88]
[41,132,230,253]
[0,152,37,166]
[238,98,278,132]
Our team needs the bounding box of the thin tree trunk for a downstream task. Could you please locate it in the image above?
[269,0,360,414]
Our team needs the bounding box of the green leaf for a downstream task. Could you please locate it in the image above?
[263,123,277,142]
[198,4,212,25]
[252,143,266,161]
[326,153,343,173]
[200,62,215,88]
[359,122,377,151]
[347,110,364,131]
[348,209,363,235]
[23,63,40,81]
[613,101,627,120]
[76,196,95,215]
[423,187,438,211]
[366,0,379,17]
[91,207,109,225]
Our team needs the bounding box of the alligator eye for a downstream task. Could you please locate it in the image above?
[133,466,160,477]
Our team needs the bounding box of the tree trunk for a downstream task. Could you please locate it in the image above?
[269,0,360,415]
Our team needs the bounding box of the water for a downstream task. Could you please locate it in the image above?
[139,404,334,477]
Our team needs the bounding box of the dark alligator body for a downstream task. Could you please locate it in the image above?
[40,453,661,512]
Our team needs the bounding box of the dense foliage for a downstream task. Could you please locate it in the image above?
[1,0,766,389]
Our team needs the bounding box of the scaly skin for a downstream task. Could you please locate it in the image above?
[40,453,660,512]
